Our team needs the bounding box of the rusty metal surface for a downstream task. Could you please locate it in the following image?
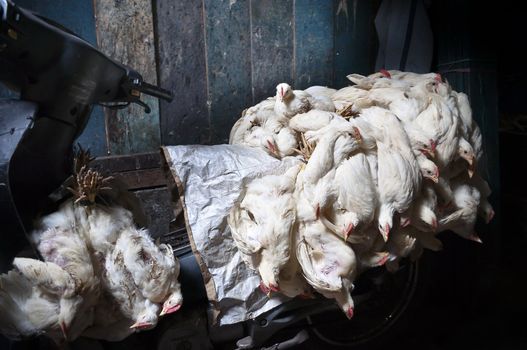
[93,0,161,155]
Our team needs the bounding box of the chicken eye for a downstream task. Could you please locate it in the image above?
[463,150,468,154]
[246,210,256,223]
[427,170,432,175]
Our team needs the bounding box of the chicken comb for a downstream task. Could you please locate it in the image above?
[379,69,391,78]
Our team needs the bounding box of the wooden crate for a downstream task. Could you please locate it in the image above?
[92,152,190,254]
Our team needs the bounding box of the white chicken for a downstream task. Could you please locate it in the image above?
[275,83,335,118]
[438,182,482,242]
[102,246,160,332]
[359,107,421,241]
[305,85,337,98]
[0,258,80,344]
[31,203,100,341]
[228,70,494,323]
[410,183,439,232]
[230,97,297,158]
[414,94,461,169]
[116,227,182,316]
[229,164,300,293]
[321,153,377,241]
[276,251,312,299]
[296,221,357,319]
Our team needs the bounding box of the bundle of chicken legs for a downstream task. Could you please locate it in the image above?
[0,149,183,344]
[228,70,494,320]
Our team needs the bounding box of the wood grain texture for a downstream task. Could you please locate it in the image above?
[294,0,334,89]
[93,0,161,155]
[4,0,107,156]
[333,0,376,88]
[117,168,167,190]
[155,0,210,145]
[204,0,252,144]
[250,0,294,102]
[92,151,161,173]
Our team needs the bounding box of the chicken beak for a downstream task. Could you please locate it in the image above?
[269,283,280,293]
[346,306,355,319]
[260,281,279,297]
[376,252,390,267]
[160,304,182,316]
[130,322,154,331]
[343,223,354,241]
[60,322,68,340]
[259,281,271,295]
[420,148,434,159]
[352,127,363,144]
[430,140,437,154]
[380,225,390,241]
[487,209,495,224]
[468,234,482,244]
[266,139,279,158]
[463,155,474,166]
[468,165,475,178]
[431,218,438,231]
[400,217,411,228]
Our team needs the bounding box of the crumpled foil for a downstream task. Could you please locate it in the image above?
[162,145,302,326]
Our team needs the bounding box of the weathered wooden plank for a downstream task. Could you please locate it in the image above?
[294,0,334,89]
[116,168,167,190]
[333,0,377,88]
[93,0,160,155]
[92,152,161,173]
[204,0,252,144]
[155,0,210,145]
[250,0,294,102]
[3,0,107,156]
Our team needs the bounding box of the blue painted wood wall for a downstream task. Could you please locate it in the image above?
[1,0,377,153]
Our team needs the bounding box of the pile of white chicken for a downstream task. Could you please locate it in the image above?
[228,70,494,320]
[0,152,182,345]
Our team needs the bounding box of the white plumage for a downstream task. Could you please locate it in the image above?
[274,83,335,119]
[360,107,422,241]
[103,242,160,331]
[322,153,377,240]
[117,227,182,315]
[0,259,78,344]
[0,156,183,343]
[296,221,357,319]
[228,71,494,319]
[229,165,300,293]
